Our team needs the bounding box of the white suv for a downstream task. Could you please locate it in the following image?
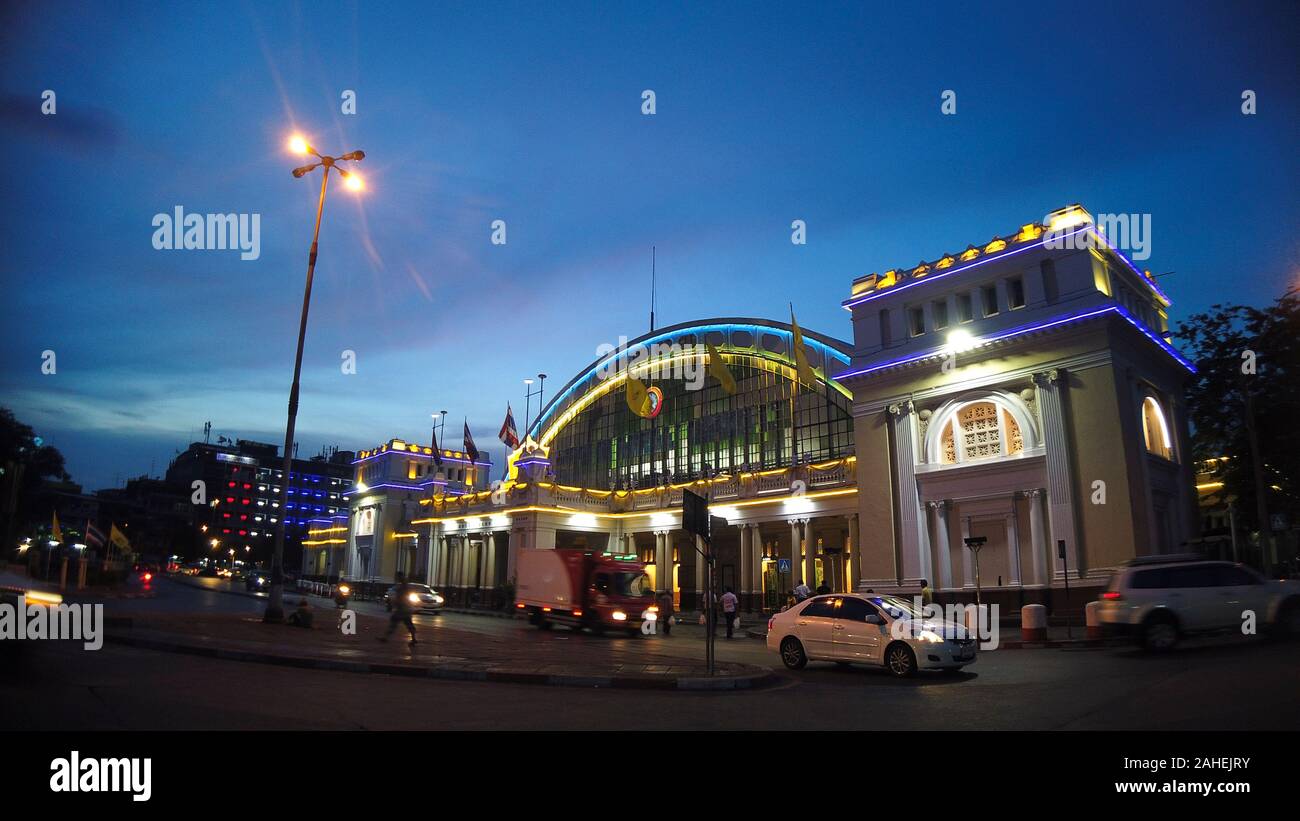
[1096,556,1300,651]
[767,594,977,677]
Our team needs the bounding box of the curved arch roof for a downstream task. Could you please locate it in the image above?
[528,317,853,442]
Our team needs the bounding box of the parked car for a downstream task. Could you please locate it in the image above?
[767,593,977,677]
[1096,555,1300,651]
[245,571,270,591]
[383,584,445,613]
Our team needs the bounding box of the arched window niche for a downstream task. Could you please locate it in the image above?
[1141,395,1174,461]
[923,391,1040,466]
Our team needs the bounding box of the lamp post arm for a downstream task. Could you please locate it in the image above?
[266,165,331,622]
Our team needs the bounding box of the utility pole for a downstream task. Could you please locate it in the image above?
[1243,393,1275,571]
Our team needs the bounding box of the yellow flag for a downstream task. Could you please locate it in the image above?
[110,524,131,551]
[626,373,653,418]
[706,342,737,395]
[52,511,62,543]
[790,307,815,388]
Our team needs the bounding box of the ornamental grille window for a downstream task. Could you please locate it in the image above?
[938,401,1024,465]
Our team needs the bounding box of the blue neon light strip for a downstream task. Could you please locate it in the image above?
[834,304,1195,381]
[528,321,852,437]
[351,450,490,467]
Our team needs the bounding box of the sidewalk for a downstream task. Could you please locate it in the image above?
[104,609,775,691]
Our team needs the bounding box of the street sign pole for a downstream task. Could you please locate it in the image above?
[683,488,715,676]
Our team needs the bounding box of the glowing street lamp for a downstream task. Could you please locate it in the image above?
[264,132,366,624]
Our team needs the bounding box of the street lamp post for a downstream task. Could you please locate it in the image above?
[523,373,547,438]
[265,134,365,623]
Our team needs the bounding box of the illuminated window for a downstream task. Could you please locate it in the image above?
[938,401,1024,465]
[1141,396,1173,460]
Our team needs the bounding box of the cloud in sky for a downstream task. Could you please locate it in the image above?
[2,0,1297,490]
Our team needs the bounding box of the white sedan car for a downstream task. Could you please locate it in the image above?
[767,593,977,677]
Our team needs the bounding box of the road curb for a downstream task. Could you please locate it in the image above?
[103,631,775,691]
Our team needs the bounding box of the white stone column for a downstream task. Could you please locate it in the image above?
[654,531,668,593]
[750,523,764,610]
[1005,508,1022,586]
[803,517,817,591]
[485,533,497,589]
[928,501,953,590]
[889,402,929,583]
[505,529,519,584]
[1035,369,1080,578]
[460,536,472,592]
[960,516,974,587]
[425,527,437,586]
[846,514,860,593]
[738,523,751,600]
[788,519,803,586]
[1027,488,1048,586]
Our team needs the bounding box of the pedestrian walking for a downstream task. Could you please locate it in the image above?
[656,589,675,636]
[816,579,831,595]
[720,587,738,639]
[793,579,811,602]
[920,578,933,606]
[379,571,417,645]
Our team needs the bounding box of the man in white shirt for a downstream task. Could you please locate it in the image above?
[793,580,812,602]
[720,587,739,639]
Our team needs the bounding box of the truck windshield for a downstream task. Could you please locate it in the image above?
[613,572,653,597]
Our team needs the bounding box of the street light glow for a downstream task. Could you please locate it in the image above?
[288,134,310,155]
[343,171,364,192]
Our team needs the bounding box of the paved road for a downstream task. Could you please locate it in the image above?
[3,575,1296,730]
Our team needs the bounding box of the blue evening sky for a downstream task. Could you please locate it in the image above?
[2,1,1296,490]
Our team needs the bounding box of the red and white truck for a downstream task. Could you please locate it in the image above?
[515,548,657,635]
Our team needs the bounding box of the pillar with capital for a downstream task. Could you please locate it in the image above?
[928,500,953,590]
[1026,488,1048,586]
[484,532,497,591]
[804,517,818,591]
[788,519,803,587]
[738,523,751,609]
[749,523,764,611]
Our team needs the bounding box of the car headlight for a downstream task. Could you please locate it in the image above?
[337,585,349,594]
[918,630,945,643]
[408,593,420,603]
[433,595,444,604]
[612,611,628,621]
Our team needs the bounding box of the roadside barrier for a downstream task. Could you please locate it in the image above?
[1021,604,1048,642]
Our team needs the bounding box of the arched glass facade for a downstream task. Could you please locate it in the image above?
[536,321,856,490]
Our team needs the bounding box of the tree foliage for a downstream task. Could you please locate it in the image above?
[1175,292,1300,531]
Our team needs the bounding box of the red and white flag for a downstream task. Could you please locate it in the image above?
[498,404,520,449]
[463,420,480,464]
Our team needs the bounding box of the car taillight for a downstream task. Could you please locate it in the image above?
[143,573,153,581]
[767,617,775,633]
[515,602,525,609]
[573,609,583,617]
[1102,591,1122,600]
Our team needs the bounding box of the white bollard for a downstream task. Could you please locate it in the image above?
[1021,604,1048,642]
[963,603,988,634]
[1085,600,1102,640]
